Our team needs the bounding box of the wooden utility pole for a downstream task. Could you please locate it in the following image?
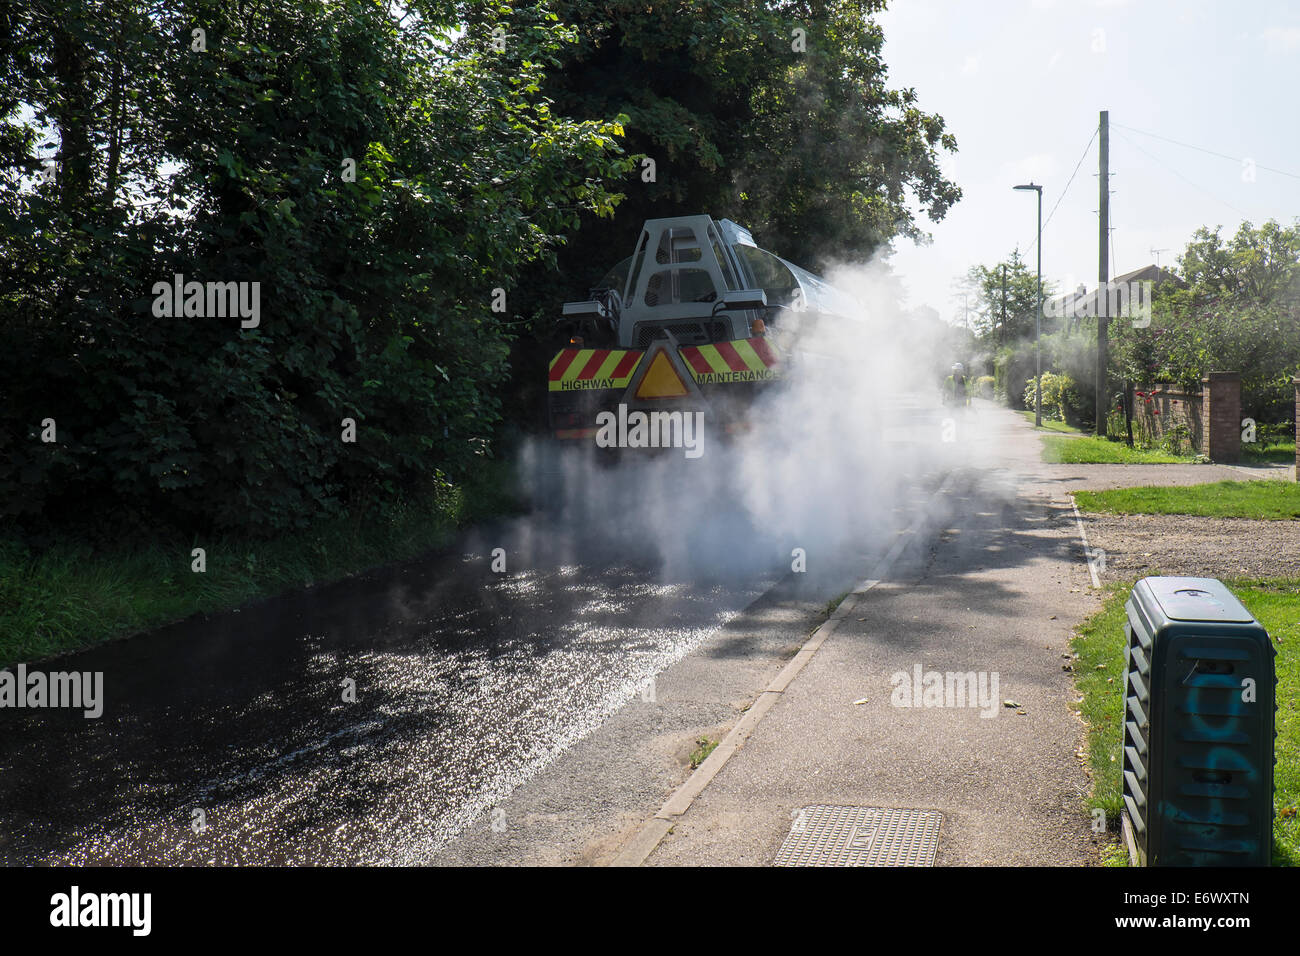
[1095,110,1110,436]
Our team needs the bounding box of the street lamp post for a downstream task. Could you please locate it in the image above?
[1014,182,1043,427]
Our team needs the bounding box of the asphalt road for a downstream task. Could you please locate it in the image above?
[0,532,775,865]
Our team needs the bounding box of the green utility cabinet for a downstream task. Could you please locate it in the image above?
[1122,576,1276,866]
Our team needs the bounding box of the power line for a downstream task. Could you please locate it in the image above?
[1113,122,1300,181]
[1045,127,1099,235]
[1112,127,1253,220]
[1021,126,1098,254]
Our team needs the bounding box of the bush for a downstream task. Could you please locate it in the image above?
[1106,409,1129,441]
[1159,422,1194,457]
[995,342,1036,408]
[1043,331,1097,429]
[1023,371,1081,423]
[1257,421,1294,446]
[973,375,995,399]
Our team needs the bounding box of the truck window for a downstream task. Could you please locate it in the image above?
[595,256,632,295]
[644,268,717,306]
[706,223,740,291]
[736,245,798,305]
[624,231,650,303]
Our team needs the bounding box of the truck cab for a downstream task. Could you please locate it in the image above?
[563,215,856,349]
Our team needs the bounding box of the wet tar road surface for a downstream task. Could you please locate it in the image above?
[0,539,775,865]
[0,397,958,865]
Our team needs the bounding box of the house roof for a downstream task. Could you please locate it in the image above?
[1111,264,1187,288]
[1044,263,1188,312]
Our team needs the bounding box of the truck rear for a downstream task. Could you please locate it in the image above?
[547,215,858,447]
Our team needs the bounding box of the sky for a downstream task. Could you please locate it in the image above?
[873,0,1300,324]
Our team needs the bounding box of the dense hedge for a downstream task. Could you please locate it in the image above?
[1,1,628,541]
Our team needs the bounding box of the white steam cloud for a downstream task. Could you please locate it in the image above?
[511,251,965,587]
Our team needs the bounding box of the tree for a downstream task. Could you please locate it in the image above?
[1,0,632,539]
[960,248,1054,344]
[508,0,960,273]
[1109,219,1300,422]
[1180,220,1300,303]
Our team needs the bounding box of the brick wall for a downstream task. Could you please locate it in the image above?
[1133,385,1203,452]
[1202,371,1242,463]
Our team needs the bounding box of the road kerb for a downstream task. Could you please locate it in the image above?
[1068,493,1102,589]
[609,818,673,867]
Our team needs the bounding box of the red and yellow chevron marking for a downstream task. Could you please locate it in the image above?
[678,337,779,384]
[548,348,643,392]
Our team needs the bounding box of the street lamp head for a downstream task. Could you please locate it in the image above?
[1013,182,1042,192]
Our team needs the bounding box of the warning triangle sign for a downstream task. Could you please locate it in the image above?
[622,339,704,407]
[635,349,690,399]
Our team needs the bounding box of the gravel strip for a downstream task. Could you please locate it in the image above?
[1080,511,1300,580]
[1049,462,1293,491]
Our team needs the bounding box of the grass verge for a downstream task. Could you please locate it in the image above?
[1074,480,1300,520]
[1041,434,1190,464]
[1242,441,1296,465]
[1018,410,1087,435]
[1072,578,1300,866]
[0,460,521,667]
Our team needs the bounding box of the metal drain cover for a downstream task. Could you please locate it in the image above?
[773,806,943,866]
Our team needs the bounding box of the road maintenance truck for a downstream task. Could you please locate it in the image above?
[547,215,860,442]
